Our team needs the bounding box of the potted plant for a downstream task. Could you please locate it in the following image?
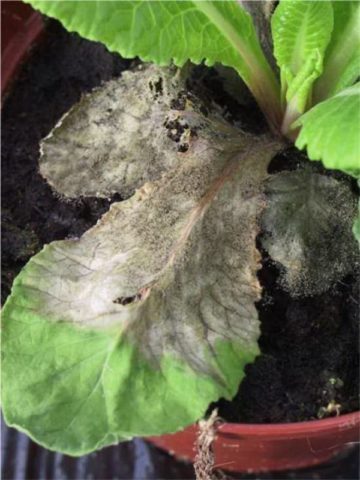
[2,0,359,474]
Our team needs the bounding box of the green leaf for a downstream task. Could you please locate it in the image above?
[271,0,333,133]
[25,0,281,130]
[2,68,282,455]
[261,166,358,296]
[314,1,360,102]
[295,83,360,174]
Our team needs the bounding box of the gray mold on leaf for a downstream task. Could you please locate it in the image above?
[261,167,359,296]
[29,109,280,374]
[40,65,205,199]
[23,66,282,375]
[27,62,282,382]
[2,63,285,453]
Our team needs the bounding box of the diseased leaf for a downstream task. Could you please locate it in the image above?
[2,73,281,455]
[295,83,360,175]
[314,1,360,102]
[261,166,359,296]
[40,65,193,199]
[271,0,333,132]
[25,0,281,129]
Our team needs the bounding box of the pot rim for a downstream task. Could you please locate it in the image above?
[217,411,360,437]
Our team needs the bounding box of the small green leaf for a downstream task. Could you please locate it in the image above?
[314,1,360,102]
[25,0,281,130]
[295,83,360,174]
[271,0,333,133]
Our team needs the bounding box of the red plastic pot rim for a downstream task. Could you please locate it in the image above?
[148,410,360,472]
[217,411,360,438]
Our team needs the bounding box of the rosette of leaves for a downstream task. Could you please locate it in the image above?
[3,0,360,457]
[22,0,360,172]
[23,0,360,236]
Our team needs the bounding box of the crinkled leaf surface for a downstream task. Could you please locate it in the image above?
[271,0,333,130]
[261,166,359,296]
[295,83,360,175]
[2,68,281,455]
[25,0,281,128]
[314,1,360,102]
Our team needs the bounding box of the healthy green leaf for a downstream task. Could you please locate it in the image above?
[261,166,358,296]
[271,0,333,133]
[295,83,360,174]
[25,0,281,130]
[314,1,360,102]
[2,68,281,455]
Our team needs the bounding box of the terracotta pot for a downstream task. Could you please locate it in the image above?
[3,1,360,474]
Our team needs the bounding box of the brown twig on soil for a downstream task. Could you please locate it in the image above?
[194,409,227,480]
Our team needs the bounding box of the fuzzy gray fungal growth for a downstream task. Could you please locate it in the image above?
[20,69,282,373]
[261,166,359,296]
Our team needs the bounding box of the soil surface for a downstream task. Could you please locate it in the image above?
[2,20,359,426]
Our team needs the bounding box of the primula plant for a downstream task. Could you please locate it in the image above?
[2,0,359,455]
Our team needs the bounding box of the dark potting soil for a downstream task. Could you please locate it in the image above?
[2,20,359,425]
